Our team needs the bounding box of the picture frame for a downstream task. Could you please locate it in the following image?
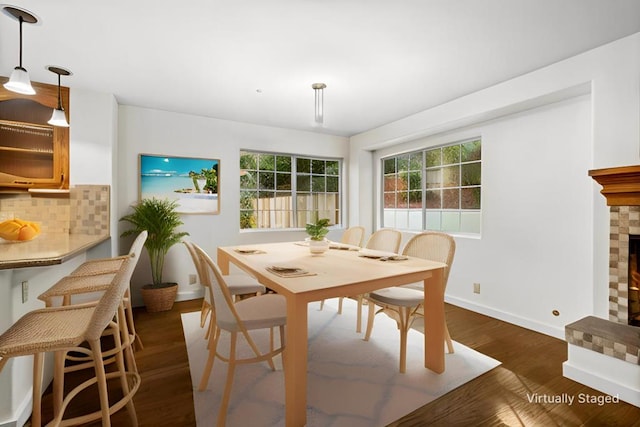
[139,153,220,214]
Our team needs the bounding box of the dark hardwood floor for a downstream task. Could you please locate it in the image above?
[39,299,640,426]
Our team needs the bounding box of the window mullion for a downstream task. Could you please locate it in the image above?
[292,155,298,227]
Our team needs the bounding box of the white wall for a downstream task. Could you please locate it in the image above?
[117,107,349,306]
[350,32,640,338]
[0,87,116,426]
[70,88,120,255]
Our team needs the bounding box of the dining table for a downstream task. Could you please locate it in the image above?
[217,241,447,427]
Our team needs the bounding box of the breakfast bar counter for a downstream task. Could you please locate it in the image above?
[0,233,110,270]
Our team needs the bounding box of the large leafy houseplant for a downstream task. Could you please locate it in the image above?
[120,198,189,288]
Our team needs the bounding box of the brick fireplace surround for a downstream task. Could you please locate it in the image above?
[563,165,640,405]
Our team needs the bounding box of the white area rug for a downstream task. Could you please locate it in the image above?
[182,298,500,427]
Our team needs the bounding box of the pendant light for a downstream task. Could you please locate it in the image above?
[47,66,72,127]
[2,6,38,95]
[312,83,326,124]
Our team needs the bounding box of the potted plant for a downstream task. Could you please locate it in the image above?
[305,218,331,255]
[120,197,189,312]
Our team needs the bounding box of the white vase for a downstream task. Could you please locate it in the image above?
[308,239,329,255]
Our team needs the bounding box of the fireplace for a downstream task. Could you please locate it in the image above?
[589,165,640,326]
[562,166,640,406]
[564,166,640,365]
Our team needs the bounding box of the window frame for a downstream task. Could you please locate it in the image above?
[380,138,482,235]
[240,149,343,231]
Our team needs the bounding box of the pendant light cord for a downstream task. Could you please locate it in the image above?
[18,15,24,69]
[56,74,63,109]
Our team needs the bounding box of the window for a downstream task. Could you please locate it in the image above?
[382,138,481,234]
[240,150,341,229]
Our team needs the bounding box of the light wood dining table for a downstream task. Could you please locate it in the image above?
[217,241,447,427]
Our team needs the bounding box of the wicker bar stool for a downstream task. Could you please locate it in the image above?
[0,258,140,427]
[38,231,148,351]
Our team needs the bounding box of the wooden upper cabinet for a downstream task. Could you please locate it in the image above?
[0,76,70,191]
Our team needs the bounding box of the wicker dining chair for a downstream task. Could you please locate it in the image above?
[319,226,366,312]
[183,241,266,340]
[193,244,286,427]
[340,228,402,332]
[0,258,140,427]
[340,226,365,247]
[363,231,456,373]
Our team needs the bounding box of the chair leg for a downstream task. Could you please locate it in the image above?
[398,307,411,374]
[88,339,111,427]
[113,322,139,427]
[266,328,276,371]
[364,299,376,341]
[319,299,325,310]
[204,314,212,340]
[355,295,364,332]
[218,332,237,427]
[338,297,344,314]
[124,289,143,351]
[200,300,211,328]
[52,350,65,417]
[445,324,454,354]
[118,303,138,375]
[31,352,44,427]
[198,327,220,391]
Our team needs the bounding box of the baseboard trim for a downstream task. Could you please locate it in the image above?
[175,288,204,302]
[0,385,32,427]
[445,295,565,339]
[563,345,640,407]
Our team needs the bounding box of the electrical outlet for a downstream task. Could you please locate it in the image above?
[473,282,480,294]
[22,281,28,303]
[189,274,197,285]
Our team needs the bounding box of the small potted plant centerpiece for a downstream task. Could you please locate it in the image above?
[120,197,189,312]
[305,218,331,255]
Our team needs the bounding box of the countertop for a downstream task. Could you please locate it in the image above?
[0,233,110,269]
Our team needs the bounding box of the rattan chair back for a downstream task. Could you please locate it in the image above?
[365,228,402,253]
[402,231,456,284]
[193,245,242,332]
[85,257,133,341]
[341,226,365,247]
[183,241,209,286]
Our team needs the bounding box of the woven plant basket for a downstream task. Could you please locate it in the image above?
[141,283,178,313]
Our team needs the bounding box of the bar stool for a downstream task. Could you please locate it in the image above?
[0,258,140,427]
[37,231,146,417]
[38,231,148,351]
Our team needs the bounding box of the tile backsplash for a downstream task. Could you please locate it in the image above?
[0,185,110,235]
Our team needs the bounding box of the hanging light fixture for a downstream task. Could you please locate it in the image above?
[2,6,38,95]
[312,83,326,124]
[47,66,72,127]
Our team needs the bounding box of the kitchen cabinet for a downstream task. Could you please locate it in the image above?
[0,77,69,191]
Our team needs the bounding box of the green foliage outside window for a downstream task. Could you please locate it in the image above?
[240,151,341,229]
[382,138,482,233]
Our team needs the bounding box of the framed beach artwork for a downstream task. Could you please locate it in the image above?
[139,154,220,214]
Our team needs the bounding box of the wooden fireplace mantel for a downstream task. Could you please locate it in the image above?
[589,165,640,206]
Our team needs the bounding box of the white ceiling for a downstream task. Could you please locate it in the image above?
[1,0,640,137]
